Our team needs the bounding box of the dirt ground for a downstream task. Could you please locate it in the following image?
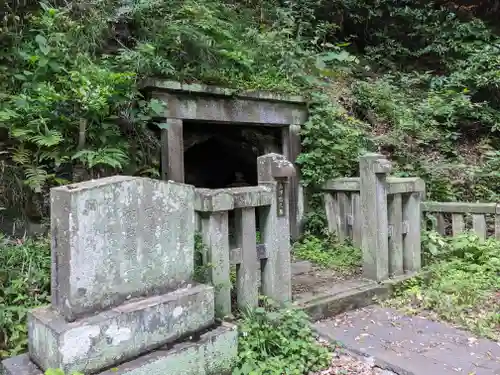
[312,338,397,375]
[292,264,363,298]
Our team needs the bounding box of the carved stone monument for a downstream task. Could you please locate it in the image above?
[1,177,237,375]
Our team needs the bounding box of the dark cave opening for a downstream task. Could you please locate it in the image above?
[183,122,280,189]
[184,136,258,189]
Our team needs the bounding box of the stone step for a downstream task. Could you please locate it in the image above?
[28,284,214,375]
[2,323,238,375]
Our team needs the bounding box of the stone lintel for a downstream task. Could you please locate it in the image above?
[2,324,238,375]
[28,284,214,375]
[147,80,308,126]
[142,79,305,104]
[194,187,273,212]
[322,177,426,194]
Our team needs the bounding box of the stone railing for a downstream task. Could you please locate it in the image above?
[421,202,500,241]
[195,153,295,317]
[321,153,425,282]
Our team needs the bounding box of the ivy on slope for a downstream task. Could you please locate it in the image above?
[4,0,500,220]
[0,0,367,219]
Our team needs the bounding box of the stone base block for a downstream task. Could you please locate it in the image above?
[28,284,214,375]
[2,323,238,375]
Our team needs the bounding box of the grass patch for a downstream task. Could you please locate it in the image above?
[0,235,51,358]
[292,234,362,274]
[386,231,500,340]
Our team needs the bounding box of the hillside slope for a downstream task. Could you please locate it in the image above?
[1,0,500,223]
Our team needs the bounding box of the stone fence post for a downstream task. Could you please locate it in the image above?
[257,153,295,304]
[359,153,392,281]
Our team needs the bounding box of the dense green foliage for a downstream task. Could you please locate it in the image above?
[0,0,364,223]
[0,236,50,357]
[4,0,500,372]
[4,0,500,217]
[388,232,500,339]
[336,0,500,202]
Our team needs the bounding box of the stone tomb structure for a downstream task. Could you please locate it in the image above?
[143,80,308,240]
[1,153,295,375]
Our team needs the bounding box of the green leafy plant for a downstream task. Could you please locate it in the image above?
[0,235,50,358]
[232,297,331,375]
[45,369,83,375]
[293,233,362,274]
[0,4,164,218]
[298,91,370,188]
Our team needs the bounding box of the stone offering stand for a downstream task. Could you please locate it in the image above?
[2,153,295,375]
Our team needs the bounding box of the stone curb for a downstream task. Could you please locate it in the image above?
[300,271,425,375]
[296,273,417,321]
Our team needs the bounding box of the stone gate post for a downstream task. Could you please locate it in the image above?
[359,153,392,281]
[257,153,295,303]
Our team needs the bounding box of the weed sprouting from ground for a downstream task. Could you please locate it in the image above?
[386,231,500,339]
[293,234,362,275]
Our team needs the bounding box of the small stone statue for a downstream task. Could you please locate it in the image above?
[226,172,250,188]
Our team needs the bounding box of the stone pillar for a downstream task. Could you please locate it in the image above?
[160,118,184,182]
[403,192,422,273]
[281,124,302,240]
[195,190,234,318]
[257,153,295,303]
[359,153,392,281]
[234,207,259,310]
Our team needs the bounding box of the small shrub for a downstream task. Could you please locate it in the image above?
[232,297,331,375]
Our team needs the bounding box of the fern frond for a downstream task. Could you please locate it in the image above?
[30,130,64,147]
[10,128,34,140]
[23,166,49,193]
[11,148,33,165]
[39,151,70,166]
[72,147,129,169]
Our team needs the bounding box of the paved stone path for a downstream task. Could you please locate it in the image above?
[314,306,500,375]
